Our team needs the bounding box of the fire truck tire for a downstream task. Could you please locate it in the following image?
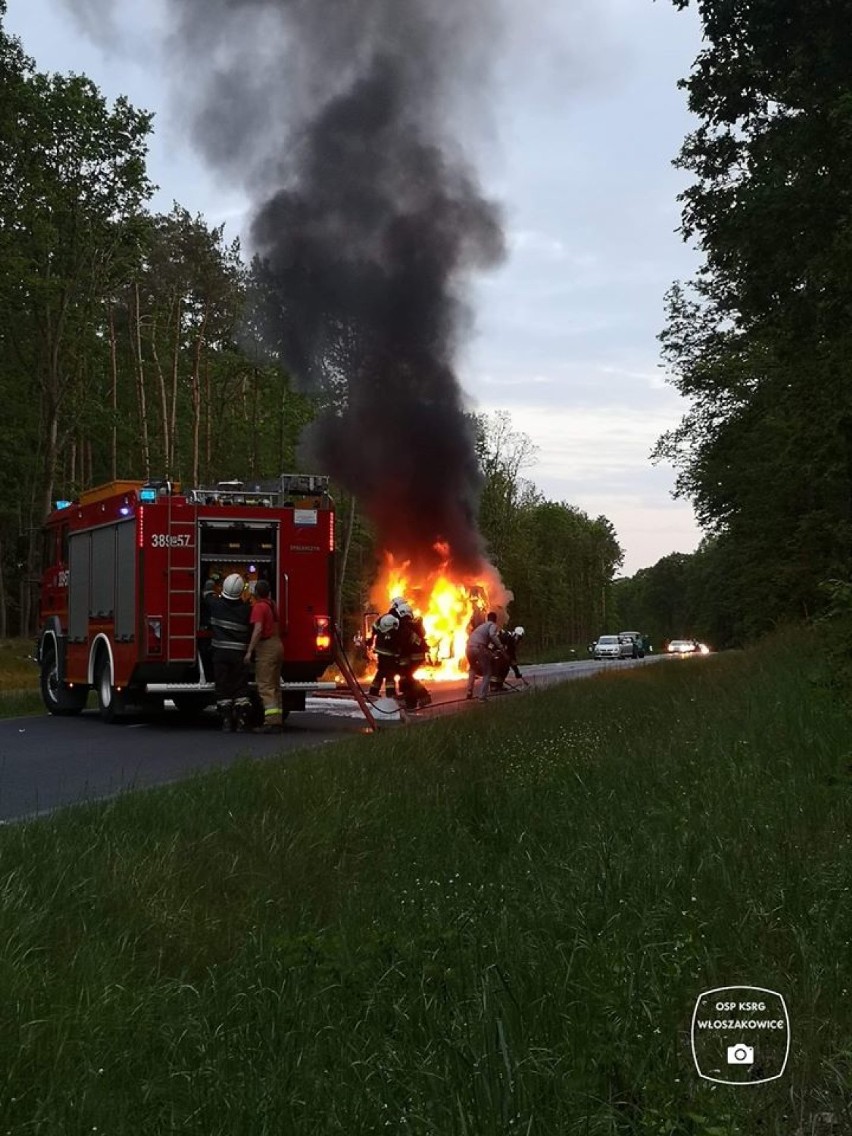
[40,644,87,716]
[94,651,126,723]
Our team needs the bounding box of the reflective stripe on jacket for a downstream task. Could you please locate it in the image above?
[204,594,251,651]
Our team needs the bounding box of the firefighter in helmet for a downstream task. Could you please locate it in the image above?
[203,571,253,731]
[493,625,528,689]
[396,602,432,710]
[368,612,401,698]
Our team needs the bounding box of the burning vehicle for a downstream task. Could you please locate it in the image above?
[364,545,509,684]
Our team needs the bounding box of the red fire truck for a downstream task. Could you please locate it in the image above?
[36,474,336,723]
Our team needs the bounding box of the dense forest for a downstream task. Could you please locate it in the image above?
[0,6,621,651]
[629,0,852,649]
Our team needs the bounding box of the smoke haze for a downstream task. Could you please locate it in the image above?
[65,0,508,576]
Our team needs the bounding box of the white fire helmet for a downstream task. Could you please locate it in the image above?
[396,603,413,618]
[378,614,399,633]
[514,626,525,637]
[391,595,406,609]
[222,573,246,600]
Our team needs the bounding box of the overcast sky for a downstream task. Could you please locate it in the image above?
[6,0,705,577]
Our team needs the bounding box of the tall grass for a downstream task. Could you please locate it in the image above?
[0,627,848,1134]
[0,690,43,719]
[0,638,39,706]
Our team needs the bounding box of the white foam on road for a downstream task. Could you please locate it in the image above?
[305,697,370,719]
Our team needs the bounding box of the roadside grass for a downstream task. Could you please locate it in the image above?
[0,638,38,694]
[0,627,849,1134]
[524,640,589,665]
[0,690,44,719]
[0,637,42,719]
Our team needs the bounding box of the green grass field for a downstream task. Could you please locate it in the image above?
[0,629,848,1134]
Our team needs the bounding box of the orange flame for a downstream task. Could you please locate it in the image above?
[371,544,511,681]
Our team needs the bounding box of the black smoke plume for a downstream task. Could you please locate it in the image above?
[71,0,507,576]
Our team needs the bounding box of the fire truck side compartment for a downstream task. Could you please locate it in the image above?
[115,521,136,640]
[91,527,114,618]
[68,520,136,643]
[68,532,90,642]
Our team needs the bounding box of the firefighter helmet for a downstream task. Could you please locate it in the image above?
[222,573,245,600]
[514,626,525,637]
[396,602,413,618]
[378,614,399,633]
[390,595,406,609]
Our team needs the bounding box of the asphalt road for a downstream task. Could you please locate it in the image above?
[0,654,666,823]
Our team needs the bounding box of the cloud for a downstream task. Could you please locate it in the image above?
[503,403,671,474]
[506,228,599,267]
[468,355,681,413]
[469,401,701,573]
[54,0,164,55]
[477,372,554,388]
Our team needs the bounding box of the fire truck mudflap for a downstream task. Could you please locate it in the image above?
[37,475,337,724]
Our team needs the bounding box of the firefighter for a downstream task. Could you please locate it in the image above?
[396,602,432,710]
[198,579,217,680]
[203,571,253,731]
[245,579,284,733]
[494,625,528,688]
[465,611,502,701]
[368,613,401,698]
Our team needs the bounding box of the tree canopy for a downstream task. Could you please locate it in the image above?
[656,0,852,638]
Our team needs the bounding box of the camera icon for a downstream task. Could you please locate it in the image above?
[727,1044,754,1066]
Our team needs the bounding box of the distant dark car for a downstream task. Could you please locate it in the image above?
[618,631,645,659]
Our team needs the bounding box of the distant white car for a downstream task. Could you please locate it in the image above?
[667,639,710,655]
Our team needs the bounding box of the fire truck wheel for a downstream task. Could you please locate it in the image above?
[40,644,87,716]
[94,651,126,723]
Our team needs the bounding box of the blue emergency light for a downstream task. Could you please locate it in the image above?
[54,500,72,510]
[139,488,158,502]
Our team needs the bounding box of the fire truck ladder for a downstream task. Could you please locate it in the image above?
[165,497,198,663]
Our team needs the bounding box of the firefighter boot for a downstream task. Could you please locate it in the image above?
[261,711,283,734]
[234,697,254,733]
[217,701,235,732]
